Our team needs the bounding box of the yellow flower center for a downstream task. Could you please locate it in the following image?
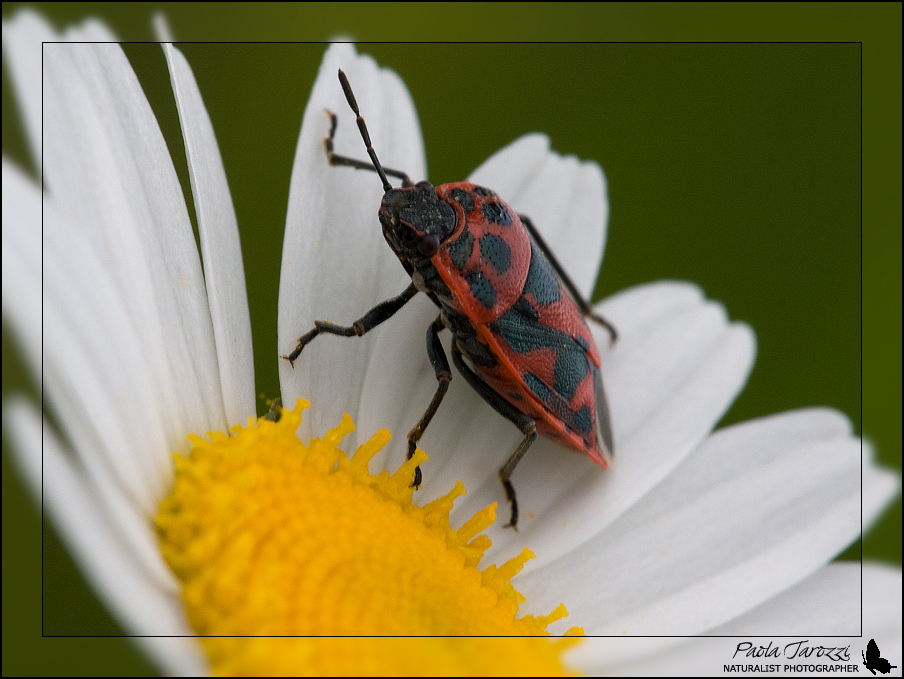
[156,399,582,675]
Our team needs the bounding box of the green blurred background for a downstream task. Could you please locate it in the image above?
[3,2,900,675]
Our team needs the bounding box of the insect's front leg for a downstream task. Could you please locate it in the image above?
[406,315,453,488]
[281,282,418,366]
[323,109,414,187]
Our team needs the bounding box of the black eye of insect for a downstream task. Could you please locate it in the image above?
[417,233,439,256]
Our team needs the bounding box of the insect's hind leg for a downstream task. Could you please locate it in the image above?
[450,342,537,530]
[323,110,414,187]
[519,214,618,345]
[406,315,453,488]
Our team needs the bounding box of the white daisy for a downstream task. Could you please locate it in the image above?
[3,11,899,676]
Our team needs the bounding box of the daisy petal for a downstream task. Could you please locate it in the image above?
[162,42,255,425]
[40,195,173,512]
[708,561,881,635]
[6,21,262,670]
[279,43,427,448]
[568,563,902,674]
[469,133,608,298]
[5,153,178,574]
[41,41,227,444]
[23,37,252,611]
[2,10,116,175]
[4,399,205,676]
[516,408,894,636]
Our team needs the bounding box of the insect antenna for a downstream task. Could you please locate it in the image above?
[337,69,414,190]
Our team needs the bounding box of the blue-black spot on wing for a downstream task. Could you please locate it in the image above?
[492,301,594,435]
[481,201,513,226]
[465,269,497,309]
[472,185,497,197]
[451,187,475,214]
[523,373,593,436]
[570,405,593,436]
[448,230,474,271]
[479,233,512,274]
[511,295,539,322]
[491,305,552,354]
[523,241,561,305]
[553,343,588,401]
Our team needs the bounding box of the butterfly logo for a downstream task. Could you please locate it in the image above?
[862,638,897,675]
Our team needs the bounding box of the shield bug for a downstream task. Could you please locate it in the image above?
[283,69,617,528]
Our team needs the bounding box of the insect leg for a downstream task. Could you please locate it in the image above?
[406,315,453,488]
[282,282,418,366]
[498,429,538,530]
[323,110,414,187]
[519,214,618,345]
[450,342,537,529]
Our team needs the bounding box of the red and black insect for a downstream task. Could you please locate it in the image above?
[284,69,617,528]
